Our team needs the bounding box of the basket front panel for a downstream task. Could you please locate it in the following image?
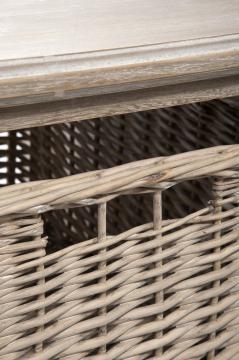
[1,174,239,359]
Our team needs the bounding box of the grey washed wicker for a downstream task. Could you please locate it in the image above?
[1,144,239,359]
[3,98,239,252]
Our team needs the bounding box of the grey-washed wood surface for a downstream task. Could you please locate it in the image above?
[1,75,239,132]
[1,0,239,129]
[1,0,239,59]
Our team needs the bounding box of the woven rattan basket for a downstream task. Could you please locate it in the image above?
[2,98,239,252]
[1,145,239,359]
[1,99,239,359]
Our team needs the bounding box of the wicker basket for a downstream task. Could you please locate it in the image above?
[1,98,239,252]
[1,144,239,359]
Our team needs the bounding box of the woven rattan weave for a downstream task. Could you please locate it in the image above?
[1,144,239,359]
[1,98,239,251]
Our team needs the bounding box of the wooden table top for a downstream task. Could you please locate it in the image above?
[0,0,239,130]
[1,0,239,60]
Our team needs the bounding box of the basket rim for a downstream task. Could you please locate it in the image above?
[0,144,239,216]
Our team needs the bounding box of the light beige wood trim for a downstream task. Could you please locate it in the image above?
[1,34,239,108]
[1,75,239,132]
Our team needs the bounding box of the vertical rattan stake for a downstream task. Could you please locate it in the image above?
[34,217,46,354]
[98,202,107,353]
[207,178,223,360]
[35,260,45,353]
[153,190,163,355]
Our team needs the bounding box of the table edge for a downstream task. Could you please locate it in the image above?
[0,33,239,108]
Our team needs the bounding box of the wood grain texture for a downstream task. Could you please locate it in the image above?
[1,75,238,132]
[1,0,239,60]
[1,0,239,109]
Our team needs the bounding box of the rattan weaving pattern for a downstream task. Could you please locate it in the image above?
[1,145,239,359]
[1,99,239,251]
[28,98,239,249]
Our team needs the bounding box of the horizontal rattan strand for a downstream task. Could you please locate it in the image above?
[0,145,239,216]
